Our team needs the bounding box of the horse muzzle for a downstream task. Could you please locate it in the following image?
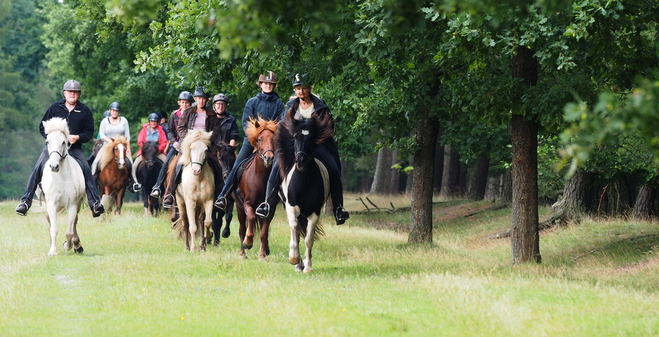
[295,153,309,171]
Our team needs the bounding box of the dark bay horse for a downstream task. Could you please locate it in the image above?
[276,112,333,273]
[233,117,278,260]
[136,141,163,217]
[211,143,236,245]
[97,137,130,215]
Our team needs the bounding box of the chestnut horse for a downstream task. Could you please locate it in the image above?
[97,137,130,215]
[40,118,86,255]
[276,112,333,273]
[233,117,278,260]
[175,129,215,252]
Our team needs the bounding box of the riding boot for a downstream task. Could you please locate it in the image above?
[215,142,253,210]
[16,148,48,216]
[151,149,177,198]
[70,147,104,217]
[126,158,141,193]
[163,163,183,209]
[256,160,281,219]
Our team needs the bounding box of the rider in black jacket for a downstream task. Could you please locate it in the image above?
[16,80,105,217]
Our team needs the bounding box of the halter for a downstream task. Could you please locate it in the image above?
[191,159,206,168]
[47,141,70,161]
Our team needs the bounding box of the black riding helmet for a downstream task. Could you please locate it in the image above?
[178,91,193,102]
[148,112,160,122]
[292,73,311,87]
[193,87,209,99]
[109,101,121,110]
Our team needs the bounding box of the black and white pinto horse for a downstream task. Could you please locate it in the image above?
[40,117,86,255]
[276,112,334,273]
[136,141,163,217]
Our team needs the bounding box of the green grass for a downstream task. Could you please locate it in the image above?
[1,197,658,336]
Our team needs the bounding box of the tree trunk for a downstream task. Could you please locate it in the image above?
[633,184,656,220]
[409,110,440,244]
[370,147,393,194]
[433,144,444,194]
[440,145,461,198]
[467,151,489,200]
[510,45,540,264]
[551,169,589,221]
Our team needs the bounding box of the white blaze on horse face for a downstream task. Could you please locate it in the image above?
[190,141,207,175]
[116,143,126,169]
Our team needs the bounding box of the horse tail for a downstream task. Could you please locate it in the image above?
[297,215,325,242]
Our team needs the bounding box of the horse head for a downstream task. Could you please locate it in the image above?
[216,143,236,181]
[180,129,212,176]
[43,118,71,173]
[142,141,159,170]
[246,117,278,168]
[292,117,317,171]
[108,137,128,170]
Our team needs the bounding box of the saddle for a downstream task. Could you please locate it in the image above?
[230,153,257,204]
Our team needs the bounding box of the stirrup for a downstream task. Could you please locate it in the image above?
[214,196,227,210]
[163,194,174,209]
[150,187,161,198]
[132,183,142,192]
[255,202,270,219]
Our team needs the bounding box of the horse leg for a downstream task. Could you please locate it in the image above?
[186,204,199,252]
[243,206,255,250]
[259,218,271,261]
[46,205,58,256]
[178,199,191,251]
[221,201,233,238]
[302,215,320,273]
[63,205,76,251]
[237,209,247,259]
[286,207,302,270]
[115,188,125,215]
[203,202,214,250]
[211,208,221,246]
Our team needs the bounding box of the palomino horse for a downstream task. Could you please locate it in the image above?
[211,142,236,245]
[233,117,278,260]
[136,141,163,217]
[175,129,215,252]
[40,117,86,255]
[276,113,333,273]
[97,137,130,215]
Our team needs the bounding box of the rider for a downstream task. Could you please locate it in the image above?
[15,80,105,217]
[214,71,286,211]
[254,73,349,225]
[150,91,192,198]
[212,93,239,148]
[133,112,168,176]
[161,87,223,209]
[92,101,141,193]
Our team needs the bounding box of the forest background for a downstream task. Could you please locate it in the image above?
[2,0,659,263]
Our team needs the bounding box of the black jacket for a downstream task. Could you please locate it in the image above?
[39,99,94,150]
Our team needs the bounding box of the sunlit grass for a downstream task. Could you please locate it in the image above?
[0,197,658,336]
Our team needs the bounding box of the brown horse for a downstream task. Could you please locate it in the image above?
[97,137,130,215]
[233,117,278,260]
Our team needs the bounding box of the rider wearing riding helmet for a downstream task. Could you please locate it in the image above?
[161,87,224,209]
[15,80,105,217]
[255,73,349,225]
[150,91,192,198]
[212,93,239,148]
[214,71,286,211]
[133,112,168,178]
[91,101,141,193]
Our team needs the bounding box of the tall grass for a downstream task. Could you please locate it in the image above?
[0,196,658,336]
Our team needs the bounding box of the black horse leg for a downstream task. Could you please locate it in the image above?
[211,207,222,246]
[221,200,233,238]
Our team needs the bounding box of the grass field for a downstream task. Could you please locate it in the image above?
[1,195,658,336]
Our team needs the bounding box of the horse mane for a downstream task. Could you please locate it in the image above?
[275,112,334,179]
[178,129,212,165]
[42,117,70,138]
[245,117,278,149]
[99,136,128,170]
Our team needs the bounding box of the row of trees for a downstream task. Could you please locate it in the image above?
[5,0,659,263]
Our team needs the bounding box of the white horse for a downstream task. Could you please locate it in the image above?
[40,117,86,256]
[175,129,215,252]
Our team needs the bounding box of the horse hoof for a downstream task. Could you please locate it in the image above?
[63,241,70,250]
[259,255,268,262]
[74,246,84,254]
[289,257,299,265]
[242,243,253,250]
[294,264,304,272]
[239,254,247,259]
[48,252,58,256]
[221,230,230,238]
